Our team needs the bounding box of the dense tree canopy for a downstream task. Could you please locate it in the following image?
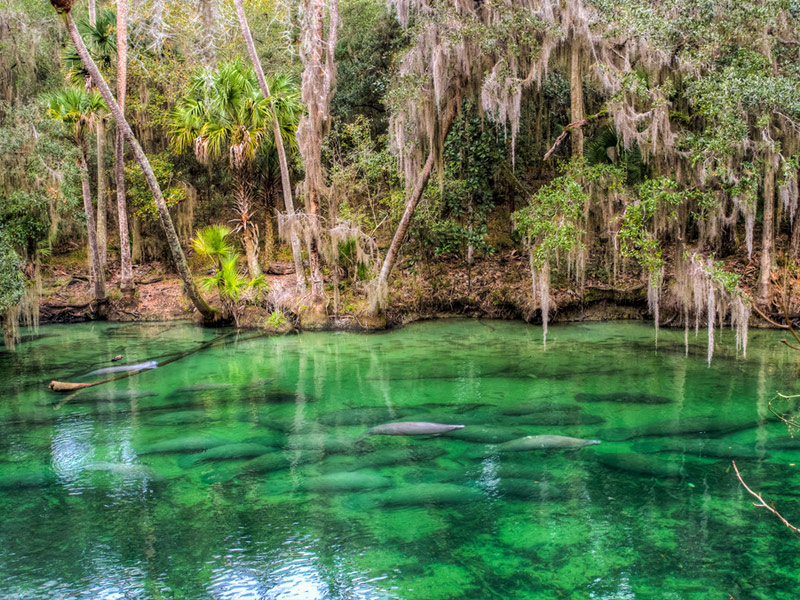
[1,0,799,349]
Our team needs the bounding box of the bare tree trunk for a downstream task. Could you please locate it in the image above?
[132,215,143,262]
[116,0,134,297]
[233,0,306,289]
[570,40,584,158]
[759,157,775,303]
[96,117,107,269]
[78,147,105,302]
[296,0,337,304]
[61,12,216,319]
[198,0,217,66]
[88,0,96,26]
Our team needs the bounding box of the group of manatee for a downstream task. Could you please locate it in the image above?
[0,380,776,505]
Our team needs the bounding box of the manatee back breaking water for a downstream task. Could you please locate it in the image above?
[1,320,799,599]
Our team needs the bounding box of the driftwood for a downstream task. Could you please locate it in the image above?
[47,330,254,403]
[267,262,296,275]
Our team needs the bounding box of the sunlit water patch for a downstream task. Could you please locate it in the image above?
[1,320,799,599]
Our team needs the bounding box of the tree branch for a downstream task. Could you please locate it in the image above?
[543,110,606,161]
[733,461,800,534]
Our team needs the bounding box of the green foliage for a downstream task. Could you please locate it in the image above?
[0,231,25,316]
[63,9,118,84]
[267,309,287,328]
[125,153,188,221]
[191,225,234,268]
[192,226,267,322]
[46,88,107,146]
[513,159,624,268]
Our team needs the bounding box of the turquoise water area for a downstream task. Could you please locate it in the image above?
[1,319,800,599]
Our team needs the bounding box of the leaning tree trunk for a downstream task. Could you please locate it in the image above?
[96,116,107,269]
[78,145,106,303]
[59,11,216,319]
[116,0,134,297]
[376,150,435,291]
[569,40,584,158]
[759,156,775,303]
[373,106,456,312]
[234,0,306,289]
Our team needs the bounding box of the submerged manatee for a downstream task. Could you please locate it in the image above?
[500,402,578,417]
[349,446,446,471]
[319,407,404,427]
[0,469,57,490]
[495,478,564,501]
[497,435,601,452]
[600,416,759,441]
[148,410,214,425]
[179,443,272,468]
[39,389,158,406]
[595,452,683,478]
[514,413,605,426]
[575,392,673,405]
[444,425,528,444]
[87,360,158,376]
[632,438,766,459]
[174,382,235,393]
[301,471,393,493]
[376,483,484,507]
[84,462,163,481]
[362,421,465,437]
[136,436,230,456]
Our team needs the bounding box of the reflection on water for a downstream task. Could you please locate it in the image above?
[1,320,799,599]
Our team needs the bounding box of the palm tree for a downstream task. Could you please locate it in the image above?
[46,88,107,305]
[64,9,118,271]
[49,1,217,320]
[192,225,266,325]
[170,61,302,279]
[234,0,307,289]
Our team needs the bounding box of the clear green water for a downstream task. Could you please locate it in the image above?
[1,320,800,599]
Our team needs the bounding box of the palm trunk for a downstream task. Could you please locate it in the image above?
[570,41,584,158]
[234,0,306,289]
[116,0,134,296]
[234,169,262,278]
[759,156,775,303]
[61,12,216,319]
[96,117,107,269]
[78,145,105,302]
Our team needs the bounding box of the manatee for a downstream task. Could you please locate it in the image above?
[301,471,393,493]
[0,470,57,490]
[136,436,230,456]
[206,450,317,483]
[376,483,484,507]
[498,435,601,452]
[575,392,673,405]
[148,410,214,425]
[444,425,528,444]
[350,446,446,471]
[500,402,577,417]
[179,443,272,468]
[362,421,465,437]
[495,478,564,501]
[595,452,683,478]
[632,438,766,459]
[174,382,235,393]
[600,416,759,441]
[319,407,403,427]
[764,436,800,450]
[286,433,364,455]
[513,413,605,426]
[87,360,158,376]
[84,462,163,481]
[39,389,158,406]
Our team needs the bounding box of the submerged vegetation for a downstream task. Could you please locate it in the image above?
[1,0,799,354]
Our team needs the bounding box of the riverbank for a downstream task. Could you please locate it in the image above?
[36,248,789,331]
